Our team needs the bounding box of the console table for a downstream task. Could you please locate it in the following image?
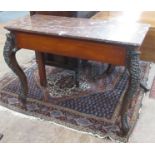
[3,14,149,135]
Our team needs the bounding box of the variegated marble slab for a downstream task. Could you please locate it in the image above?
[5,14,150,47]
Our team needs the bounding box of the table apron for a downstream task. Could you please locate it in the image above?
[15,32,127,65]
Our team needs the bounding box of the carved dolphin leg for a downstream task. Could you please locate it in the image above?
[121,48,140,136]
[3,33,28,105]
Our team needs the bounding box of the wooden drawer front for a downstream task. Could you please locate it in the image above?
[15,32,126,66]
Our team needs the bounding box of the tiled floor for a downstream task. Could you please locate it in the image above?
[0,12,155,142]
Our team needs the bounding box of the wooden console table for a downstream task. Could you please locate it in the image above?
[3,14,149,135]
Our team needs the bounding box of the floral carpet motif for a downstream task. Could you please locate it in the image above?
[0,61,150,142]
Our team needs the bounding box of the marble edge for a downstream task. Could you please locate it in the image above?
[3,14,150,47]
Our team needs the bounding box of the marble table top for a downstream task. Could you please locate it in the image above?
[5,14,150,47]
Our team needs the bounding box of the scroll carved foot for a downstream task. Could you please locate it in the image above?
[3,33,28,106]
[140,81,150,92]
[121,48,141,136]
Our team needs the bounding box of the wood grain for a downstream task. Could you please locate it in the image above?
[35,52,47,87]
[15,32,126,65]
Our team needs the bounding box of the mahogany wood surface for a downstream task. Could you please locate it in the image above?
[15,32,126,65]
[35,52,47,87]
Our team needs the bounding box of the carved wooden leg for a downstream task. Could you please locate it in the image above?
[35,51,47,87]
[121,48,141,136]
[3,33,28,104]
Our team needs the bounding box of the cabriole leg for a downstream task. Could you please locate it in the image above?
[3,33,28,105]
[121,48,140,136]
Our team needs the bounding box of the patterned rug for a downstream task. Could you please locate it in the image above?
[0,60,150,142]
